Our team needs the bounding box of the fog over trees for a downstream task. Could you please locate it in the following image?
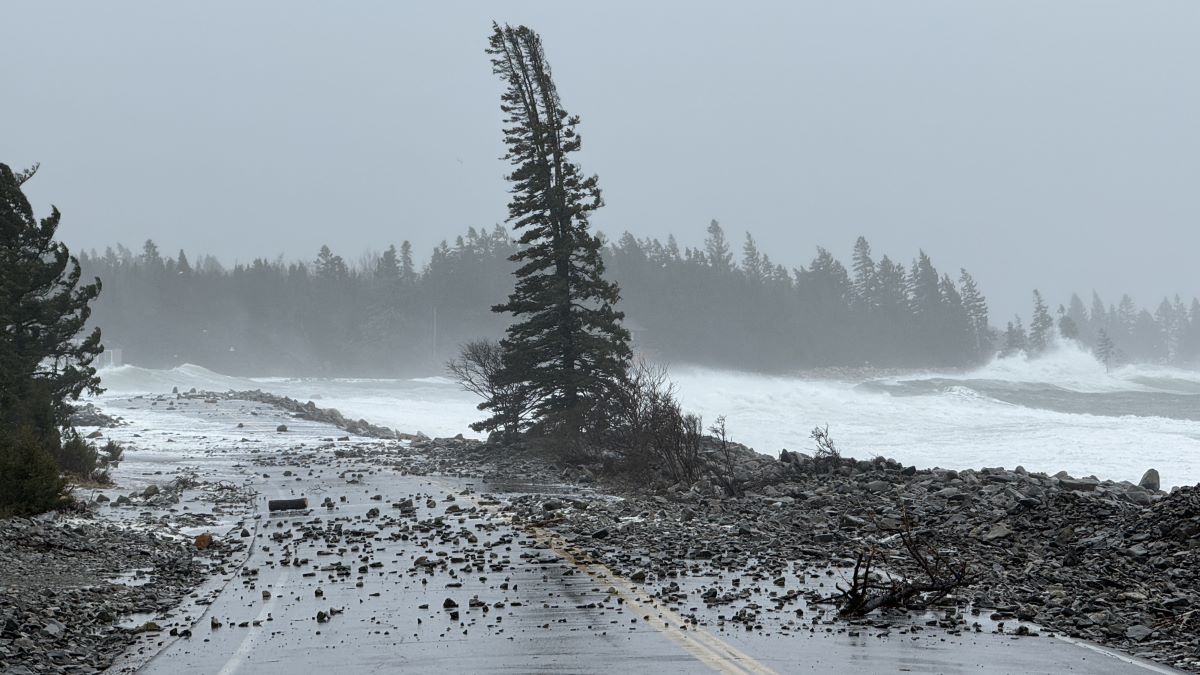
[80,223,1003,376]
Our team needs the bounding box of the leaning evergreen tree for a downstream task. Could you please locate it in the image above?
[1028,289,1055,354]
[0,163,104,435]
[479,23,632,439]
[0,163,103,513]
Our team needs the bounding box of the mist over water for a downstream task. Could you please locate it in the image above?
[97,340,1200,488]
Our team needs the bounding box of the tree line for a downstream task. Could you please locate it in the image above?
[79,226,995,376]
[1003,289,1200,368]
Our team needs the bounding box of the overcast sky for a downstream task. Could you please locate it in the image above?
[6,1,1198,321]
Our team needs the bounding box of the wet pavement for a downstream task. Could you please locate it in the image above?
[90,394,1177,674]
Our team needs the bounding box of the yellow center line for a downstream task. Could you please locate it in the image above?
[530,525,776,675]
[431,478,777,675]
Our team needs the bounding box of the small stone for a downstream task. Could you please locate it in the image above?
[276,424,288,432]
[1125,624,1153,641]
[443,598,458,609]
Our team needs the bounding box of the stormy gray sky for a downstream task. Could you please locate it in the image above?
[6,1,1199,321]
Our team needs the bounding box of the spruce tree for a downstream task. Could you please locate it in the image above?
[741,233,763,283]
[480,23,631,437]
[1095,328,1115,372]
[1002,318,1027,357]
[958,269,990,356]
[1029,290,1055,354]
[704,220,734,273]
[0,163,104,437]
[850,236,876,311]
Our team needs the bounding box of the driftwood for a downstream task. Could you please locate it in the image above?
[835,512,971,616]
[268,497,308,512]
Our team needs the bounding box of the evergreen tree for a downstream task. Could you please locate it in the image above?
[480,23,632,437]
[0,163,103,513]
[0,163,104,434]
[908,251,941,319]
[376,244,401,282]
[177,249,192,276]
[1028,290,1054,354]
[1001,317,1027,357]
[399,241,416,284]
[741,233,763,283]
[1095,328,1115,372]
[314,245,348,280]
[850,236,876,310]
[665,234,681,261]
[1057,304,1080,341]
[958,269,989,355]
[704,220,734,273]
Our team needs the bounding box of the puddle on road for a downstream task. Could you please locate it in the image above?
[107,568,156,587]
[117,611,159,630]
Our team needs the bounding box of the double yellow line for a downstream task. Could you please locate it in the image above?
[441,479,777,674]
[530,525,777,675]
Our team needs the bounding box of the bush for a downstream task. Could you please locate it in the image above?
[51,432,99,479]
[605,360,704,482]
[0,428,68,517]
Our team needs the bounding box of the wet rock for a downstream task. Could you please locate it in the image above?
[276,424,289,432]
[1139,469,1160,492]
[1126,624,1154,641]
[1058,477,1098,492]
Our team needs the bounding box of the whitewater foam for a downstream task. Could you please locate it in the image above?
[94,353,1200,488]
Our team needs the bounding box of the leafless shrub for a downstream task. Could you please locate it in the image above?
[606,359,703,482]
[811,424,840,473]
[446,339,535,439]
[708,415,741,497]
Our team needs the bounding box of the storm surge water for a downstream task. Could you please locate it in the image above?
[97,341,1200,488]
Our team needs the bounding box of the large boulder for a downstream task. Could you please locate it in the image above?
[1139,468,1160,492]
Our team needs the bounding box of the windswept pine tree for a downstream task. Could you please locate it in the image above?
[958,269,990,354]
[479,23,631,437]
[0,163,104,434]
[1,163,104,515]
[1029,290,1055,354]
[850,236,876,312]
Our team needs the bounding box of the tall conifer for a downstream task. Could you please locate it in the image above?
[480,24,631,436]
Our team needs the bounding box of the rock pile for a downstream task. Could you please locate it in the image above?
[0,516,209,673]
[185,390,401,439]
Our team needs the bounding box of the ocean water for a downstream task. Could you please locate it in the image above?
[96,341,1200,488]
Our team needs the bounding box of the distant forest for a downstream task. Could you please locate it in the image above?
[76,220,1194,376]
[79,221,990,376]
[1006,289,1200,367]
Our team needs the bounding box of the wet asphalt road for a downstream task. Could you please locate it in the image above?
[94,395,1176,674]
